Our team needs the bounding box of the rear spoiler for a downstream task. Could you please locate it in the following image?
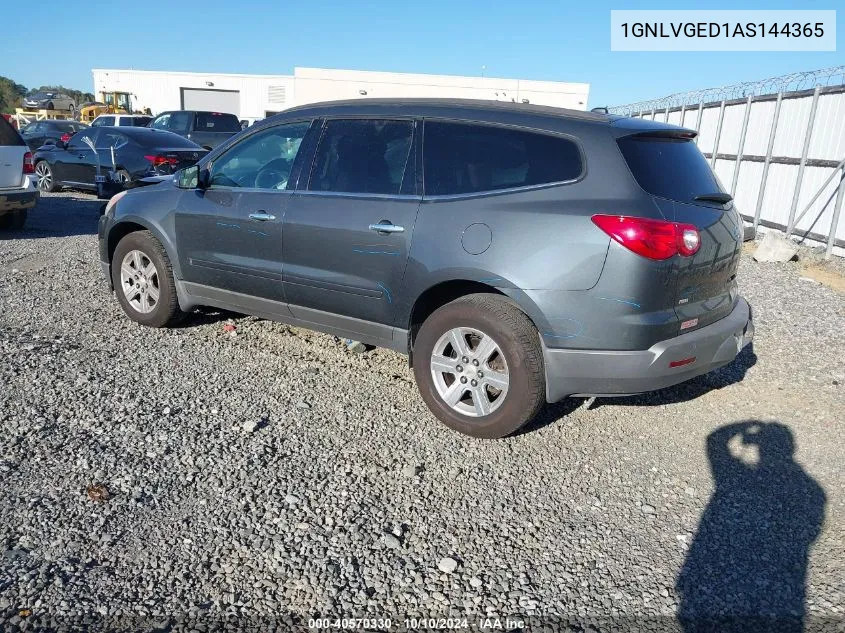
[610,116,698,139]
[621,129,699,140]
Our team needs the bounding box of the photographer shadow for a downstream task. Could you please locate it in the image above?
[676,420,826,633]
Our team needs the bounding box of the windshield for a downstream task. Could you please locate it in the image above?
[618,134,725,204]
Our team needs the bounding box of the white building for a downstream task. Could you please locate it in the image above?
[91,67,590,121]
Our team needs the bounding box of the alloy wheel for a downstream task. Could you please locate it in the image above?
[430,327,509,417]
[35,163,52,191]
[119,250,160,313]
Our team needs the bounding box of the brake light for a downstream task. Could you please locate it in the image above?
[144,155,179,166]
[591,215,701,260]
[22,151,34,174]
[60,133,71,143]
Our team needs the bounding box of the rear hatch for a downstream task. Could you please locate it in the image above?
[617,131,743,330]
[0,117,25,189]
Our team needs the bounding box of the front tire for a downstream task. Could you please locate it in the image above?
[413,294,546,438]
[111,230,185,328]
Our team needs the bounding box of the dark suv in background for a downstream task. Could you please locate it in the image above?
[98,99,753,438]
[149,111,242,150]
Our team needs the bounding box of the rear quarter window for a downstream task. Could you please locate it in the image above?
[423,121,583,196]
[195,113,241,133]
[618,135,724,203]
[0,118,25,146]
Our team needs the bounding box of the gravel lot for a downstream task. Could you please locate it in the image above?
[1,192,844,632]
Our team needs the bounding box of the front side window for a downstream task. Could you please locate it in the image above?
[208,121,310,190]
[308,119,413,195]
[168,112,193,134]
[423,121,583,196]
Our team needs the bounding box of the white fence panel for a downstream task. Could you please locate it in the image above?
[718,103,747,155]
[773,97,813,157]
[792,166,845,240]
[809,92,845,161]
[714,159,736,191]
[743,100,778,156]
[697,107,720,153]
[682,106,699,130]
[761,164,800,227]
[734,160,765,216]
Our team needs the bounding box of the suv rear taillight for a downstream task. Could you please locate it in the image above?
[591,215,700,260]
[60,133,71,143]
[23,151,34,175]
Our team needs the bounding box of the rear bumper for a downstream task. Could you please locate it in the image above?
[0,179,38,213]
[544,297,754,402]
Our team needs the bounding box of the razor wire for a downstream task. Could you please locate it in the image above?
[607,65,845,115]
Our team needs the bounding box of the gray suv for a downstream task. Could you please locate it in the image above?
[98,99,754,438]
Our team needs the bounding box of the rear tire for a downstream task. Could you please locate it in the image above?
[0,214,13,230]
[35,161,56,192]
[413,294,546,438]
[115,169,131,185]
[46,102,54,110]
[112,230,185,328]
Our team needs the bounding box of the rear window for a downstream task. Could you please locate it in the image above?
[0,118,24,146]
[137,130,202,148]
[618,135,724,203]
[130,116,152,127]
[423,121,583,196]
[195,112,241,133]
[55,121,87,133]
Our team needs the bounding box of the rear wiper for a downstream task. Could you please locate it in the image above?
[694,192,733,203]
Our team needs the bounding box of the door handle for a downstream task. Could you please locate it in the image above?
[249,211,276,221]
[369,222,405,234]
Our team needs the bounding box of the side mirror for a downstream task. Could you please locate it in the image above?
[176,165,200,189]
[197,166,211,189]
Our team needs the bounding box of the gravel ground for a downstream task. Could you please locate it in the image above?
[1,192,844,632]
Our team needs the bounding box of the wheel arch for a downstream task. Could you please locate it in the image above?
[106,217,183,280]
[407,279,550,366]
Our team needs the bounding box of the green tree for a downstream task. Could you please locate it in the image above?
[0,76,27,114]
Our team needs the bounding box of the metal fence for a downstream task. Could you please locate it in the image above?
[609,66,845,258]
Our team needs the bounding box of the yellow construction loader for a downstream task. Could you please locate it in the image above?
[78,92,139,122]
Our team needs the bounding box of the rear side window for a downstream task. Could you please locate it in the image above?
[308,119,414,195]
[0,118,24,146]
[55,121,86,133]
[93,116,115,127]
[195,112,241,133]
[423,121,582,196]
[618,135,724,203]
